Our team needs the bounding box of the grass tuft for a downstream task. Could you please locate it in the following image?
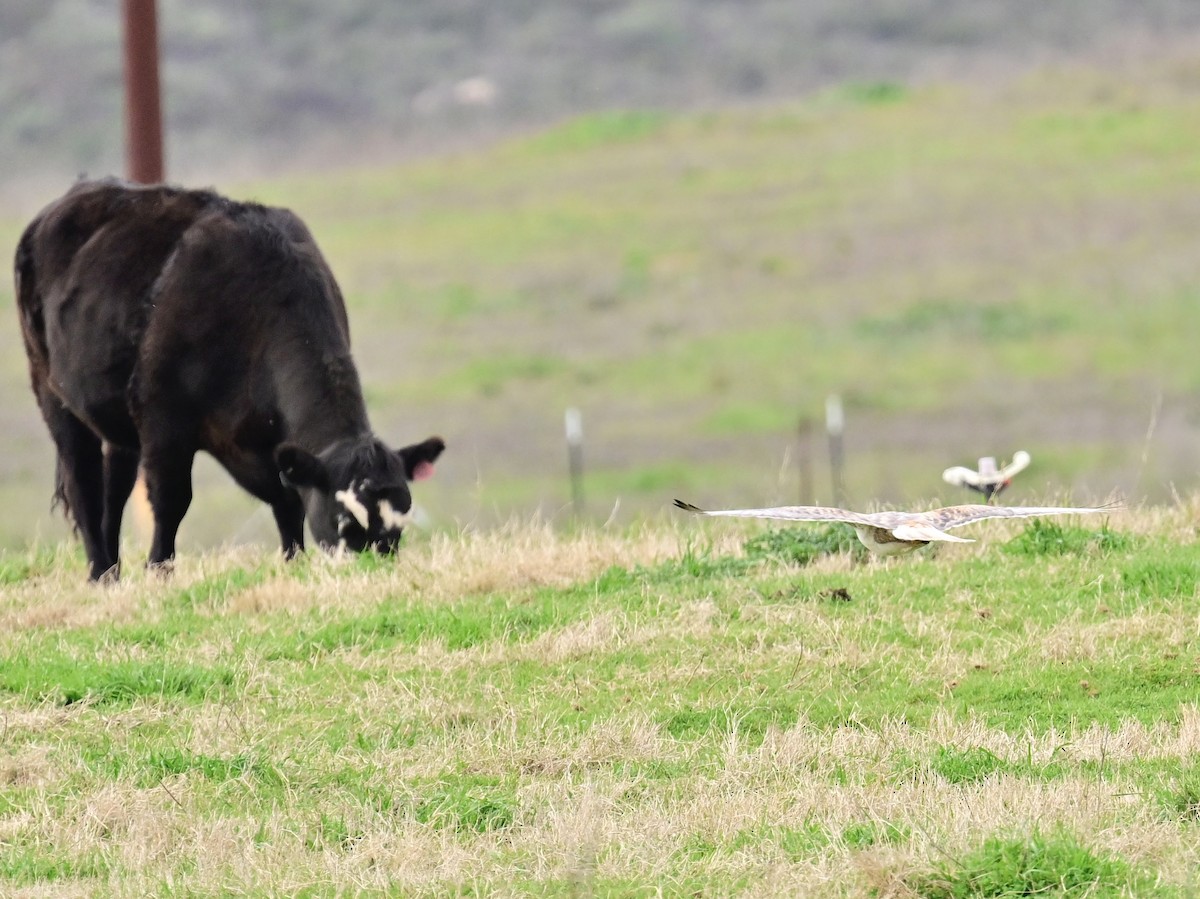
[930,746,1008,784]
[307,813,364,852]
[0,850,109,885]
[165,566,265,611]
[743,524,864,566]
[731,822,831,860]
[1003,521,1132,557]
[911,830,1163,898]
[0,656,236,706]
[1120,557,1199,599]
[1153,766,1200,823]
[639,545,753,582]
[267,590,580,660]
[660,703,798,746]
[842,820,908,849]
[141,749,283,788]
[0,545,76,584]
[413,777,518,833]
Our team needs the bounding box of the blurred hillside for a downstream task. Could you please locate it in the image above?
[2,3,1199,554]
[3,54,1200,550]
[4,0,1200,190]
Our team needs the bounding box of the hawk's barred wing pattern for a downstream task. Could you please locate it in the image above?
[674,498,1119,556]
[927,503,1119,532]
[673,500,879,527]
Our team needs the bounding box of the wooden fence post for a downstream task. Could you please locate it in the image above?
[565,407,584,517]
[825,395,846,506]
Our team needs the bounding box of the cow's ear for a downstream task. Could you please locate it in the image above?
[396,436,445,482]
[276,444,330,491]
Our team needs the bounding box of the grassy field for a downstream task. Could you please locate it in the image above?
[0,500,1198,895]
[3,53,1200,551]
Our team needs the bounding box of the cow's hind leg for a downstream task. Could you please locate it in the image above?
[142,443,196,571]
[37,390,114,580]
[101,446,140,576]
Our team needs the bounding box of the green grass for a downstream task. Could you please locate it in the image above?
[1153,765,1200,823]
[521,110,672,154]
[412,775,519,833]
[911,830,1169,898]
[0,503,1199,894]
[258,588,584,660]
[0,850,109,886]
[1002,520,1136,557]
[0,635,237,706]
[0,544,78,583]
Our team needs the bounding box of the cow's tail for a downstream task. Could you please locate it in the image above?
[15,224,74,527]
[14,224,50,374]
[51,458,72,525]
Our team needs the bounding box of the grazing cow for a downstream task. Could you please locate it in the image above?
[14,178,445,581]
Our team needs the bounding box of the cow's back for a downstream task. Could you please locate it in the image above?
[143,201,351,357]
[15,179,358,451]
[132,195,366,453]
[17,180,222,445]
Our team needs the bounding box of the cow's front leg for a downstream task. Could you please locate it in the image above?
[272,491,306,559]
[217,452,307,560]
[142,444,196,571]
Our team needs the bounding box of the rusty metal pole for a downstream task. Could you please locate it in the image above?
[123,0,165,546]
[123,0,164,183]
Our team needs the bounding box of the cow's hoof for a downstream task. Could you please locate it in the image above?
[146,559,175,578]
[92,564,121,585]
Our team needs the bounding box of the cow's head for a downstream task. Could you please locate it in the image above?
[275,436,444,553]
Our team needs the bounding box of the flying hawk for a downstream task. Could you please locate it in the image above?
[943,450,1031,501]
[673,498,1115,556]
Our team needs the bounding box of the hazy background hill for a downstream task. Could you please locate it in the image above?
[4,0,1200,190]
[1,1,1199,553]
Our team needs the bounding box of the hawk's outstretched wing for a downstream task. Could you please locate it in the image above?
[926,503,1118,532]
[673,499,877,526]
[674,498,1118,536]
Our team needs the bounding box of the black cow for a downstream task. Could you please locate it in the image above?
[14,178,445,581]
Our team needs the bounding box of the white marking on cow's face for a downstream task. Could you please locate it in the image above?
[377,499,411,532]
[335,486,371,530]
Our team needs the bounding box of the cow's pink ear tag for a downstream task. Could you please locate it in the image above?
[411,460,435,481]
